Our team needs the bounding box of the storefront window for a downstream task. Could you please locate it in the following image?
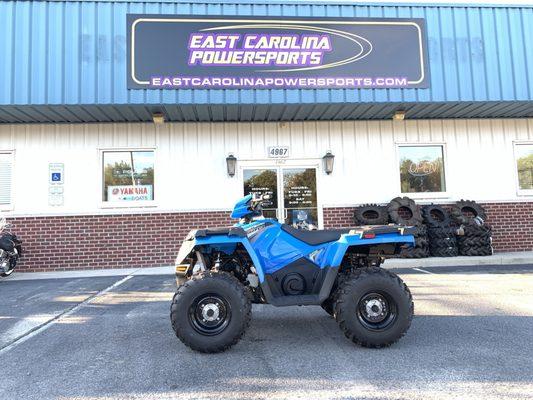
[515,143,533,193]
[102,150,155,203]
[399,145,446,194]
[0,152,13,206]
[243,168,278,219]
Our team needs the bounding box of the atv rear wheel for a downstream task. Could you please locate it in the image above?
[334,267,413,348]
[170,271,251,353]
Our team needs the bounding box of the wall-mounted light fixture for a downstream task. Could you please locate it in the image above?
[226,154,237,177]
[322,151,335,175]
[393,110,406,121]
[152,112,165,124]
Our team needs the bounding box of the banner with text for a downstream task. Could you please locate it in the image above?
[128,15,429,90]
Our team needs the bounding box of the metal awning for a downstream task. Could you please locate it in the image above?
[0,101,531,123]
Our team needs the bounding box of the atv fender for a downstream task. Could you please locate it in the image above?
[175,229,266,282]
[320,232,415,267]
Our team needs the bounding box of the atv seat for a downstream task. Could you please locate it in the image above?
[281,225,350,246]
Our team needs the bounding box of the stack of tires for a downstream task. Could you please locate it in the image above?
[353,198,493,258]
[422,204,458,257]
[387,197,429,258]
[451,200,493,256]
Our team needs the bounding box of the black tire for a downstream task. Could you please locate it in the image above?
[451,200,487,225]
[0,256,17,277]
[387,197,423,226]
[427,226,458,257]
[422,204,451,227]
[400,247,429,258]
[170,271,251,353]
[457,236,492,248]
[459,245,493,256]
[411,225,428,237]
[428,226,457,239]
[334,267,413,348]
[430,245,459,257]
[462,224,492,237]
[354,204,389,225]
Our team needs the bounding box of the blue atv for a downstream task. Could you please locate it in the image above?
[170,194,416,353]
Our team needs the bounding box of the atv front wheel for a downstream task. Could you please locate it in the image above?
[334,267,413,348]
[170,271,251,353]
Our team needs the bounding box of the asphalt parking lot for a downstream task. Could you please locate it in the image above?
[0,266,532,400]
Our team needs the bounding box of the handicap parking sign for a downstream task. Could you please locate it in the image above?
[49,163,64,185]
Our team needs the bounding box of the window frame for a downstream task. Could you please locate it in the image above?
[395,142,449,199]
[513,141,533,196]
[98,147,157,209]
[0,150,15,212]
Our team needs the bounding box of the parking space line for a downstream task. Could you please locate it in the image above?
[412,267,435,275]
[0,273,136,356]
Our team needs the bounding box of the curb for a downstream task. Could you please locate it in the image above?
[382,252,533,269]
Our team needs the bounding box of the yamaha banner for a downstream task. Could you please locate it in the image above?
[127,15,429,90]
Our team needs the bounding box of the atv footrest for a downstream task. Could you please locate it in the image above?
[269,294,322,307]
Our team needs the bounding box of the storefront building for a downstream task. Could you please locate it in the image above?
[0,0,532,272]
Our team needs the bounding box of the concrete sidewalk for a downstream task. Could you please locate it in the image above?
[2,251,532,281]
[383,251,533,269]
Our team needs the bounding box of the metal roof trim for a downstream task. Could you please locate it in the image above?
[12,0,533,9]
[1,101,532,124]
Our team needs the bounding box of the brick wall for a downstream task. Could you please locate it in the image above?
[10,212,231,272]
[7,201,532,272]
[324,202,533,253]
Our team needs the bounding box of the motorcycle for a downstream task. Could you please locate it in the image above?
[0,217,23,277]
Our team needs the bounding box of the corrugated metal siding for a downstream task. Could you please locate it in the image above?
[0,118,531,216]
[0,1,532,112]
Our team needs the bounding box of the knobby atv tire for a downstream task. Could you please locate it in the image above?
[334,267,413,348]
[387,197,423,226]
[354,204,389,225]
[451,200,487,225]
[170,271,251,353]
[400,247,429,258]
[422,204,451,228]
[461,224,492,237]
[428,226,457,239]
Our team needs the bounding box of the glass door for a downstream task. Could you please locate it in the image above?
[281,168,318,230]
[242,168,279,220]
[242,165,319,229]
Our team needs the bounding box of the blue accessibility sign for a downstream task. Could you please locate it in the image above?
[51,172,62,182]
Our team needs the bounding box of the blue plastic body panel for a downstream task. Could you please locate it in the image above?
[230,194,253,219]
[180,217,414,283]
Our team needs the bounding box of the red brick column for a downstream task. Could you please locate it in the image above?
[323,202,533,253]
[10,211,232,272]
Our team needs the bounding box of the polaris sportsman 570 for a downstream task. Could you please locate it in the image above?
[170,194,416,353]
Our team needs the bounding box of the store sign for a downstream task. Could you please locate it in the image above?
[107,185,153,202]
[127,15,429,89]
[408,160,439,177]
